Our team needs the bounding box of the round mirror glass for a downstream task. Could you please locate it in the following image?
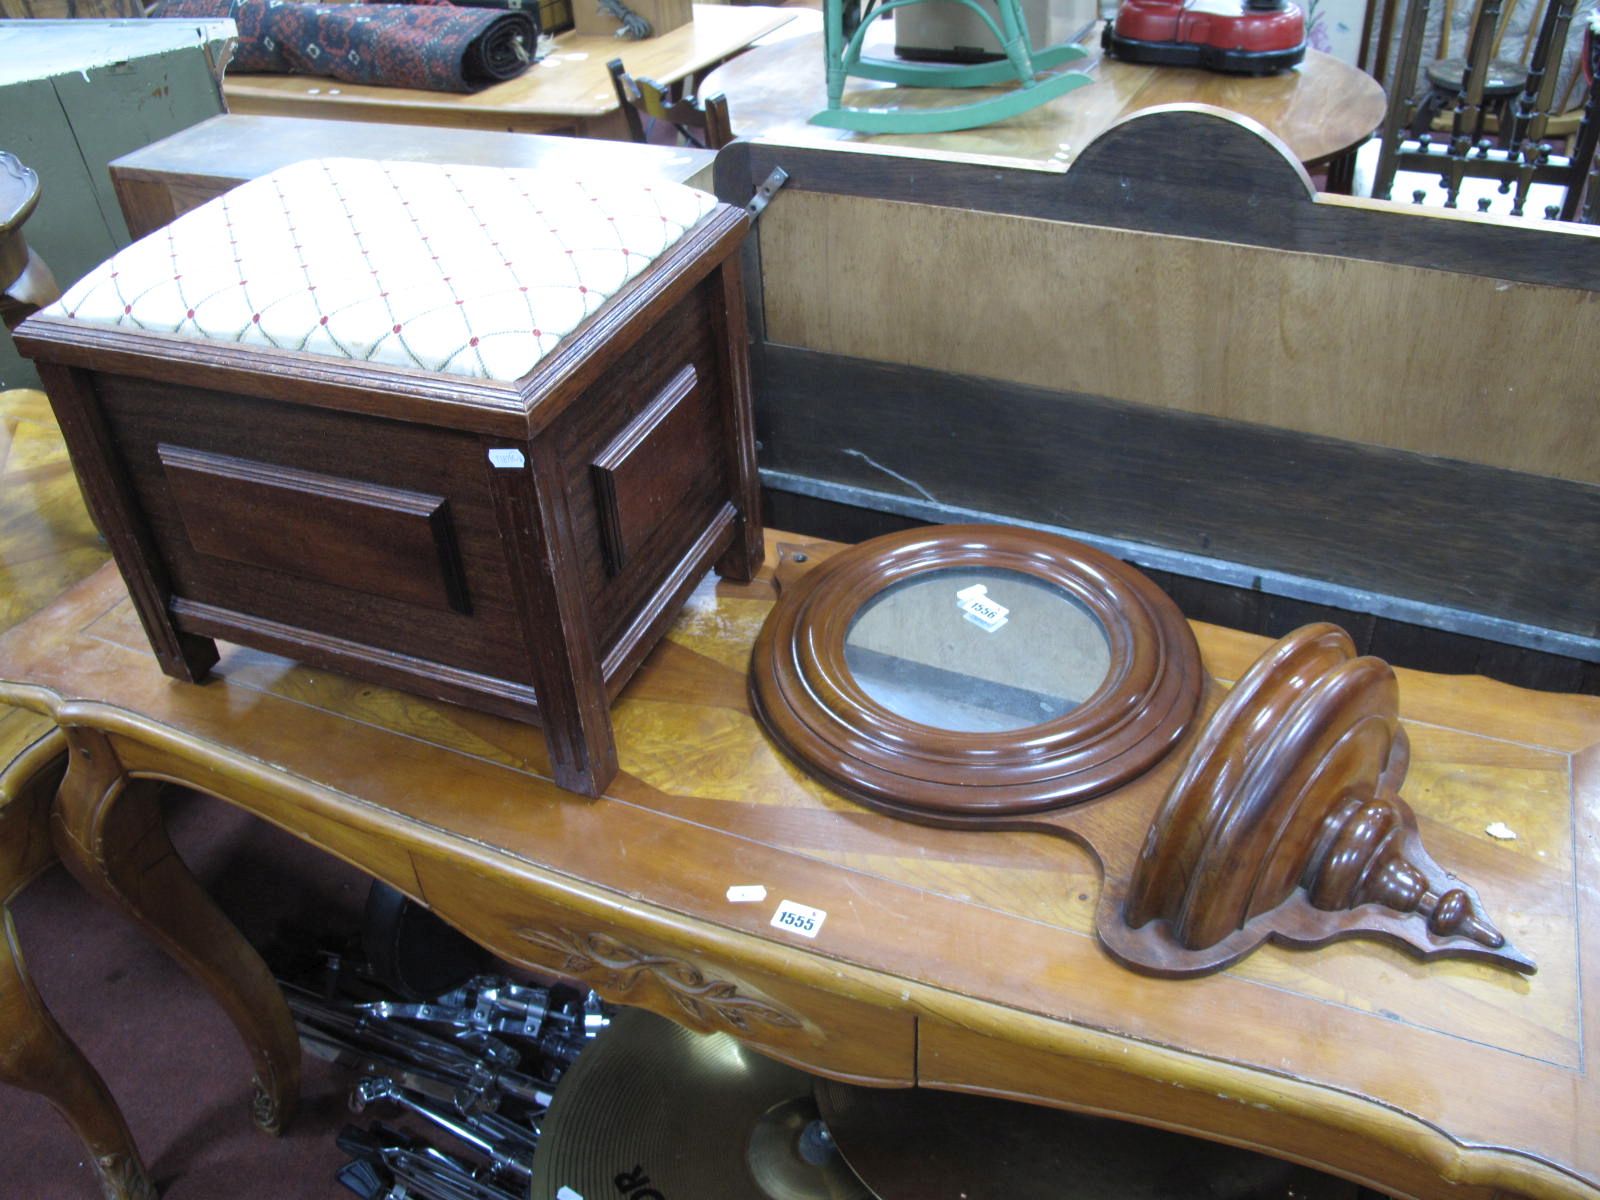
[843,568,1111,733]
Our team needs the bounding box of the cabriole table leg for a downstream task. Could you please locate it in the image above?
[1,729,156,1200]
[1,914,156,1200]
[50,725,301,1135]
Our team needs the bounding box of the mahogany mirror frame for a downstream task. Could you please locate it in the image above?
[749,525,1204,823]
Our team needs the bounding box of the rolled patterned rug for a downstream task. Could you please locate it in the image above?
[154,0,539,92]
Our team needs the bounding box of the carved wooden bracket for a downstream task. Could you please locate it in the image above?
[1094,624,1534,977]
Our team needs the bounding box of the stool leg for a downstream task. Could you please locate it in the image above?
[33,363,218,685]
[50,727,301,1135]
[487,440,618,797]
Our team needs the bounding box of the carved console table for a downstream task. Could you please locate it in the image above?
[0,538,1595,1200]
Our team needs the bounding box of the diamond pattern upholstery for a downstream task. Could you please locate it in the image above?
[50,158,720,383]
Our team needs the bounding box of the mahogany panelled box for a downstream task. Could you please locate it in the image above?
[16,158,761,797]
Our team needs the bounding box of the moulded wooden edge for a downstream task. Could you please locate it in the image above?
[169,598,544,726]
[0,725,67,903]
[0,723,65,804]
[722,108,1600,291]
[600,502,739,700]
[4,684,1592,1200]
[916,1006,1598,1200]
[13,319,531,438]
[749,524,1203,817]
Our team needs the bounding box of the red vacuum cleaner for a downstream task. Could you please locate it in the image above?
[1102,0,1307,75]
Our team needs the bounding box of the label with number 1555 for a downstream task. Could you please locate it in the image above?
[770,899,827,938]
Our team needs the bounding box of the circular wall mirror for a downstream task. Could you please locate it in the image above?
[843,567,1111,734]
[750,525,1203,823]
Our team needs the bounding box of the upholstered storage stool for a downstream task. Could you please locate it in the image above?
[16,158,761,797]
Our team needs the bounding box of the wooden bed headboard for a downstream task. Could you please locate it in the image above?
[714,105,1599,677]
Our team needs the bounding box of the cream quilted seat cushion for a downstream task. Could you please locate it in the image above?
[50,158,721,383]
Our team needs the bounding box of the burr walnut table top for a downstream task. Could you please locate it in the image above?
[1,539,1595,1200]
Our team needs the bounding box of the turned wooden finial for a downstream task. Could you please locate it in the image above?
[1099,624,1534,977]
[1308,797,1508,949]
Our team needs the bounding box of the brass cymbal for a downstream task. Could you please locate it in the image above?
[816,1079,1363,1200]
[529,1009,872,1200]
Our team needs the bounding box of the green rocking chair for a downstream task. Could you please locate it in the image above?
[813,0,1093,134]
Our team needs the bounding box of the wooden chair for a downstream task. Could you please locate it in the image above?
[1580,20,1600,219]
[606,57,735,150]
[0,151,60,330]
[1368,0,1599,219]
[1406,4,1528,140]
[1363,0,1531,132]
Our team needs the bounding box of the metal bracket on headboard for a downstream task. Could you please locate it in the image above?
[745,166,789,222]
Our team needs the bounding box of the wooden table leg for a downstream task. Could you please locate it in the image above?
[1319,144,1361,195]
[1,913,157,1200]
[50,725,301,1135]
[0,727,156,1200]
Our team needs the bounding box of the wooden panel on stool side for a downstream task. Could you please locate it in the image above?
[555,278,737,657]
[158,443,471,615]
[100,377,519,673]
[592,362,708,576]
